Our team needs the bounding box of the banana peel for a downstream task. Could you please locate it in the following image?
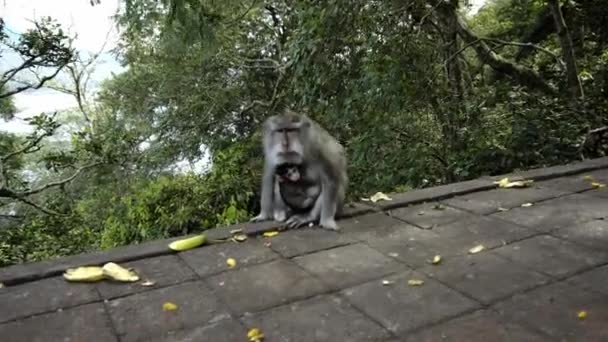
[168,234,207,251]
[63,266,105,282]
[64,262,139,283]
[102,262,139,282]
[64,234,207,284]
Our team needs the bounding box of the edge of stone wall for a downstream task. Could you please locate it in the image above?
[1,156,607,286]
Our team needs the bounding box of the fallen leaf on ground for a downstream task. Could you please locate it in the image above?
[264,242,272,247]
[521,202,533,207]
[431,255,442,265]
[577,310,587,319]
[247,328,265,342]
[433,204,446,210]
[494,177,533,189]
[469,245,485,254]
[232,234,248,242]
[497,207,509,212]
[263,231,279,237]
[141,280,156,287]
[102,262,140,282]
[168,234,206,251]
[226,258,237,268]
[417,211,425,216]
[63,266,105,282]
[582,175,594,181]
[408,279,424,286]
[162,302,178,311]
[370,192,392,202]
[382,280,395,286]
[388,252,399,258]
[591,182,606,188]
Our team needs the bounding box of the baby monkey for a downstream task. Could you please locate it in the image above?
[272,163,320,222]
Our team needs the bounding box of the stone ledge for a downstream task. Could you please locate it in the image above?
[0,204,376,286]
[1,157,606,286]
[366,156,608,211]
[486,156,608,182]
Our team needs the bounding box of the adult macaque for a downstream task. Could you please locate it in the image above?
[251,110,348,230]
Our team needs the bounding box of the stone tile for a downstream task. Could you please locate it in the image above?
[267,228,355,258]
[180,239,278,277]
[207,259,327,313]
[564,265,608,295]
[403,310,551,342]
[586,187,608,198]
[150,318,246,342]
[242,295,391,342]
[494,282,608,341]
[421,253,550,304]
[374,216,536,269]
[553,219,608,250]
[538,169,608,193]
[493,235,608,278]
[0,276,99,323]
[443,186,565,215]
[368,239,438,270]
[426,215,536,254]
[338,202,376,219]
[106,281,230,342]
[389,202,473,229]
[0,303,117,342]
[294,243,405,290]
[492,193,608,232]
[343,216,435,244]
[363,225,440,269]
[339,212,405,237]
[96,255,196,299]
[342,270,480,335]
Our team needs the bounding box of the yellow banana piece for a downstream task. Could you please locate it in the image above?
[102,262,140,282]
[63,266,105,282]
[168,234,206,251]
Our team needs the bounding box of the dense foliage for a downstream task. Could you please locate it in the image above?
[1,0,607,266]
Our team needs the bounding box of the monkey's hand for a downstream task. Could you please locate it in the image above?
[320,218,340,231]
[285,214,314,230]
[250,212,271,223]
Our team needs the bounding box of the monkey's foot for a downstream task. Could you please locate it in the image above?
[250,213,271,223]
[273,210,287,222]
[320,218,340,231]
[285,214,314,230]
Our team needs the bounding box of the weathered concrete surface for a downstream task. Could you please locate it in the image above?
[1,157,608,341]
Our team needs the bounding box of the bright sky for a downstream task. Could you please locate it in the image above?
[0,0,124,133]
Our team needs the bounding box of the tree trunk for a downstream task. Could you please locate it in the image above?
[547,0,584,100]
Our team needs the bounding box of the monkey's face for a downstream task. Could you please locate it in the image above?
[265,114,310,166]
[275,164,301,182]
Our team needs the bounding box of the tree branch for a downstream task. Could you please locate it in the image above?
[0,65,67,99]
[16,197,64,216]
[482,37,565,69]
[17,162,102,197]
[450,6,557,94]
[1,124,57,163]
